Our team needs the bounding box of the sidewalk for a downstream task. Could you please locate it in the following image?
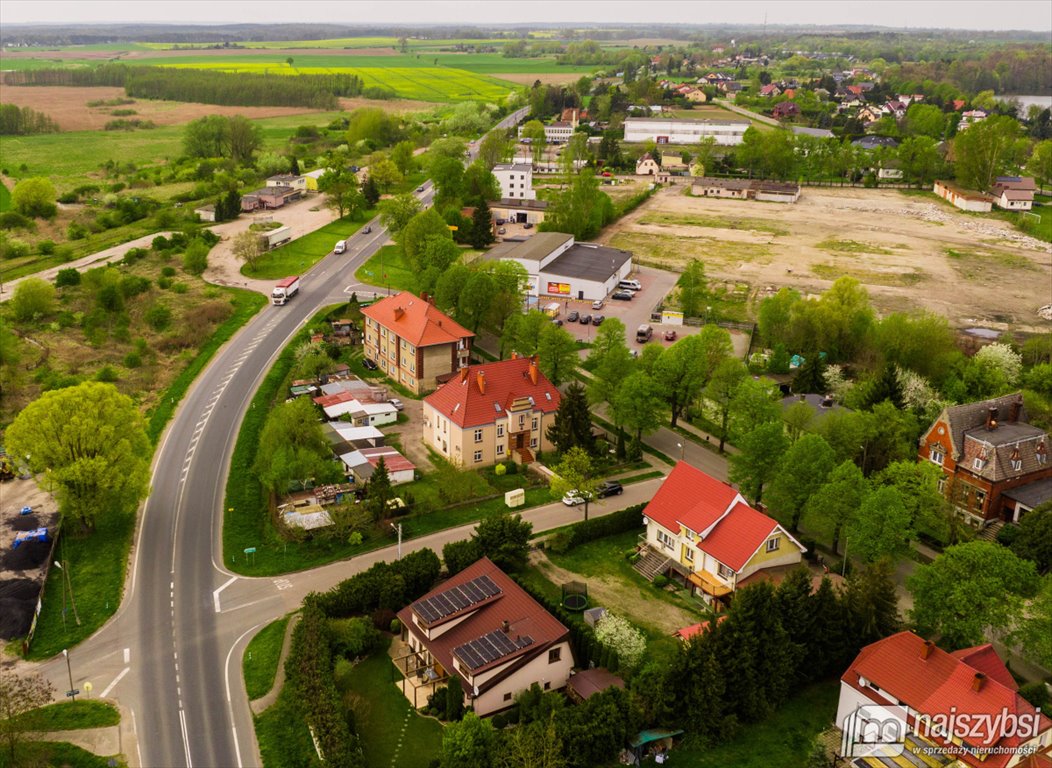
[27,721,125,760]
[249,613,300,715]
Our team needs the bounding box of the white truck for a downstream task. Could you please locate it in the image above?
[264,225,292,249]
[272,275,300,306]
[334,239,346,254]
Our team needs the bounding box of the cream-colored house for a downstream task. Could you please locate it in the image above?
[422,356,560,467]
[637,462,805,607]
[396,557,573,717]
[361,292,474,395]
[635,153,662,176]
[684,87,709,103]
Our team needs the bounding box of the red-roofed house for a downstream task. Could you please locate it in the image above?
[422,356,561,466]
[396,557,573,716]
[837,631,1052,768]
[639,463,805,606]
[361,292,474,395]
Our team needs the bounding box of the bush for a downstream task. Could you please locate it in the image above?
[11,277,56,321]
[55,268,81,288]
[171,283,188,294]
[145,303,172,331]
[494,462,507,476]
[0,211,35,230]
[123,351,143,368]
[443,538,483,575]
[995,523,1020,548]
[547,530,572,554]
[390,618,401,634]
[67,222,87,240]
[652,575,669,589]
[0,235,31,260]
[95,365,119,382]
[1020,682,1050,710]
[36,239,55,255]
[558,503,647,552]
[327,616,382,658]
[312,548,441,618]
[120,274,151,298]
[183,240,209,275]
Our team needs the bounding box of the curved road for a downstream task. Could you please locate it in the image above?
[32,110,542,768]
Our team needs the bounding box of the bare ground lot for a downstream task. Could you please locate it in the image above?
[0,86,438,131]
[493,72,584,85]
[596,186,1052,332]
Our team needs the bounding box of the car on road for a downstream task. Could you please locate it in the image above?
[597,480,623,498]
[363,226,372,234]
[592,314,604,326]
[611,290,634,301]
[664,329,677,341]
[498,227,506,234]
[389,398,404,411]
[561,490,592,506]
[416,186,425,193]
[567,310,580,322]
[591,299,605,310]
[362,358,378,371]
[579,313,592,324]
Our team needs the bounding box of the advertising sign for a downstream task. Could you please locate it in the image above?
[547,282,571,295]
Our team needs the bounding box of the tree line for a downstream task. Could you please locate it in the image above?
[6,64,364,109]
[0,104,59,135]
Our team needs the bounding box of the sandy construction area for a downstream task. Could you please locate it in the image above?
[0,85,437,131]
[597,185,1052,332]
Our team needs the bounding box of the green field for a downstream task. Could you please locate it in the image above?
[243,212,377,280]
[0,182,11,211]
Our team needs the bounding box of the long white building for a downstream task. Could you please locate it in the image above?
[623,117,749,146]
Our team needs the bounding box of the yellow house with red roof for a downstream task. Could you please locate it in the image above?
[361,292,474,395]
[638,462,805,607]
[422,356,561,467]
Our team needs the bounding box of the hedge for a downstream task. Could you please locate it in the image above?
[310,548,441,618]
[562,503,646,550]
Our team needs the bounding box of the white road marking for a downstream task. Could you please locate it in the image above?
[179,708,193,768]
[225,621,263,768]
[213,576,238,613]
[273,578,292,590]
[131,708,143,768]
[124,647,130,664]
[220,597,274,614]
[99,667,130,698]
[232,726,243,768]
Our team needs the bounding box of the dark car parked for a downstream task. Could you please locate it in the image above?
[611,290,634,301]
[579,314,592,324]
[597,480,623,498]
[567,310,580,322]
[592,315,605,326]
[362,358,379,371]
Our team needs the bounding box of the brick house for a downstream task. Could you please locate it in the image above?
[918,393,1051,527]
[361,292,473,395]
[772,102,801,120]
[422,356,560,467]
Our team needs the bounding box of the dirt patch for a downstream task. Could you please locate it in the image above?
[337,96,441,113]
[529,551,698,637]
[124,47,402,58]
[597,186,1052,332]
[493,72,585,86]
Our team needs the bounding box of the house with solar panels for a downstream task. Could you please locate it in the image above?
[395,557,573,716]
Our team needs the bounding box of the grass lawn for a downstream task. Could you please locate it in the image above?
[338,637,443,768]
[670,679,839,768]
[354,244,414,293]
[244,615,291,701]
[10,741,126,768]
[638,211,788,237]
[0,182,11,212]
[254,686,320,768]
[26,507,135,661]
[10,700,120,731]
[242,212,377,280]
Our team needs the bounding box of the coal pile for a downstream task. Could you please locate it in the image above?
[0,578,40,639]
[1,539,51,571]
[9,514,40,531]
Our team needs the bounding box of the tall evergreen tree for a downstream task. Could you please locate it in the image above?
[470,200,496,248]
[845,560,899,648]
[361,175,380,207]
[863,362,904,409]
[774,567,813,682]
[364,456,393,522]
[791,353,827,394]
[545,382,594,455]
[809,576,851,679]
[674,632,730,744]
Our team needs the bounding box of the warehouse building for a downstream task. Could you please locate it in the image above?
[486,232,633,301]
[492,163,536,201]
[623,117,749,146]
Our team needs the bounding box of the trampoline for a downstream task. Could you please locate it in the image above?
[562,581,589,611]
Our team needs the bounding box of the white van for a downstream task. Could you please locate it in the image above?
[334,240,346,254]
[619,279,642,291]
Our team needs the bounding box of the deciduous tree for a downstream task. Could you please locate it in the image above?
[10,277,56,322]
[232,230,264,269]
[765,433,835,531]
[704,358,748,453]
[6,382,150,531]
[953,115,1027,192]
[729,422,789,504]
[550,447,600,520]
[536,323,578,386]
[807,459,867,555]
[378,193,422,234]
[472,512,533,572]
[847,486,913,563]
[11,177,56,219]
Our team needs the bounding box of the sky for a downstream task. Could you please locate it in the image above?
[3,0,1051,32]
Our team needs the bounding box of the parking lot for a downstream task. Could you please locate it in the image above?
[544,265,750,359]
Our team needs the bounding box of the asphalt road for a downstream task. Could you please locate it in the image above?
[30,108,534,768]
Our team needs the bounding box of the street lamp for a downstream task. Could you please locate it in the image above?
[677,442,684,461]
[390,522,402,560]
[63,649,76,702]
[53,560,81,626]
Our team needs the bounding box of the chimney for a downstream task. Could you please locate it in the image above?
[972,672,987,692]
[528,358,538,385]
[921,640,934,659]
[1009,398,1022,423]
[511,351,518,360]
[460,367,468,383]
[502,619,510,633]
[394,307,404,320]
[477,371,486,394]
[985,406,998,431]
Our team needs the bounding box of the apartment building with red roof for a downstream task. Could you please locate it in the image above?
[422,356,561,467]
[361,292,474,395]
[395,557,573,716]
[837,631,1052,768]
[638,462,805,607]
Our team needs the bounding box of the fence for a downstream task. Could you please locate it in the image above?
[22,524,61,655]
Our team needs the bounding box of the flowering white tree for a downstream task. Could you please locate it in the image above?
[896,366,946,419]
[974,343,1023,387]
[594,613,646,672]
[823,364,853,400]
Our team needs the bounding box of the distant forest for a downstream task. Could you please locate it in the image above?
[5,65,364,109]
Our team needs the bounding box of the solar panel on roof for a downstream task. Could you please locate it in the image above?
[453,630,536,671]
[413,574,504,624]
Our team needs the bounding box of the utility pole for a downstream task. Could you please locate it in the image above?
[63,649,76,702]
[391,522,402,559]
[54,560,80,626]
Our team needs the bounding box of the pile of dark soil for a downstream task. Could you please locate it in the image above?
[0,578,40,639]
